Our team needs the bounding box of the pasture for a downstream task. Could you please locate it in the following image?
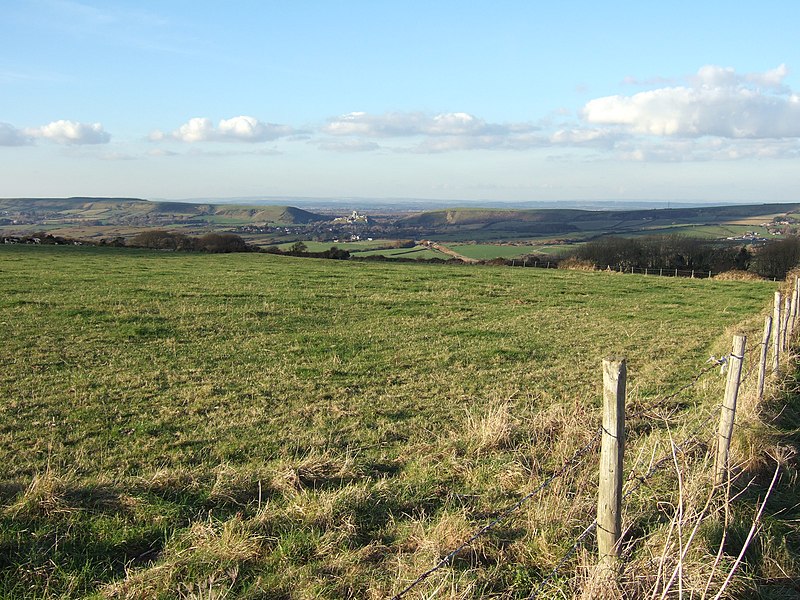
[0,245,788,598]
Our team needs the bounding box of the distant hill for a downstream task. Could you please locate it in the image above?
[395,204,800,237]
[0,197,326,227]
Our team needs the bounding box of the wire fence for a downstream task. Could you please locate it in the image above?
[391,298,792,600]
[506,260,720,279]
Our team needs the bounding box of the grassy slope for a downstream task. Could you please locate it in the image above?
[0,198,325,227]
[396,204,799,243]
[447,244,532,260]
[0,246,787,598]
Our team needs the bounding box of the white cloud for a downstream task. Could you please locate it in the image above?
[152,116,295,143]
[320,111,546,153]
[322,111,536,138]
[26,120,111,144]
[0,122,32,146]
[613,137,800,163]
[583,64,800,139]
[317,140,381,152]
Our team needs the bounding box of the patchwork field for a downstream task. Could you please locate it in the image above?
[0,245,793,598]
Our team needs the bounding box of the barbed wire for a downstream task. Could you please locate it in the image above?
[391,323,785,599]
[626,362,718,422]
[622,404,720,505]
[527,404,721,599]
[527,518,598,599]
[390,427,602,600]
[740,343,763,383]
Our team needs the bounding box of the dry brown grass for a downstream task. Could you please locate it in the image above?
[102,517,261,600]
[463,401,518,455]
[269,451,358,495]
[4,468,71,519]
[713,270,764,281]
[559,258,597,271]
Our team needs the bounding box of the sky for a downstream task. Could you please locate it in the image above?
[2,0,800,204]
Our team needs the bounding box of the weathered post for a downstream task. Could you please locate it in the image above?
[789,279,798,337]
[793,278,800,335]
[716,334,746,484]
[757,316,772,403]
[598,358,626,568]
[773,291,782,376]
[783,297,791,351]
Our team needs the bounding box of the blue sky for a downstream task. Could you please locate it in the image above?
[2,0,800,203]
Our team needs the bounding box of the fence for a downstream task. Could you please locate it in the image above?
[391,276,799,600]
[507,259,718,279]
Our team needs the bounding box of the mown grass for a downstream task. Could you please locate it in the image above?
[0,245,787,598]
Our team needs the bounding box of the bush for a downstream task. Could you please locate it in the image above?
[571,235,751,274]
[750,237,800,280]
[128,231,250,253]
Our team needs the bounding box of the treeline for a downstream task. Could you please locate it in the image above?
[127,230,249,253]
[263,242,351,260]
[569,235,800,279]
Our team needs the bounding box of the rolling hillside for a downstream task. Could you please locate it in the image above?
[395,203,800,238]
[0,197,326,228]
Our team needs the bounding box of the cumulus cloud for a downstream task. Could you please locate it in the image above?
[0,120,110,146]
[0,122,32,146]
[317,139,381,152]
[26,120,111,144]
[319,111,545,153]
[583,64,800,139]
[322,111,536,138]
[151,116,295,143]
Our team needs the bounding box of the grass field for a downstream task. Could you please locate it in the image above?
[0,245,793,598]
[444,245,531,260]
[275,240,408,254]
[352,245,449,259]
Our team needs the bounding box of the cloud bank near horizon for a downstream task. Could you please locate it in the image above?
[0,120,111,146]
[3,65,798,163]
[149,116,296,143]
[584,64,800,139]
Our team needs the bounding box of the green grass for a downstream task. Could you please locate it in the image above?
[353,245,449,259]
[0,245,786,598]
[275,239,398,252]
[445,244,531,260]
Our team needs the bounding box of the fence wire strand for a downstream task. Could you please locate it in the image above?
[528,403,721,599]
[392,331,776,599]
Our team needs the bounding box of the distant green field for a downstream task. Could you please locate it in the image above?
[353,245,449,259]
[0,245,783,598]
[624,223,776,239]
[276,239,396,252]
[446,244,531,260]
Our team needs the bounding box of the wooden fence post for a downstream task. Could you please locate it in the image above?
[757,316,772,403]
[773,291,782,377]
[783,297,791,352]
[789,279,798,337]
[716,334,746,485]
[598,358,626,567]
[794,278,800,331]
